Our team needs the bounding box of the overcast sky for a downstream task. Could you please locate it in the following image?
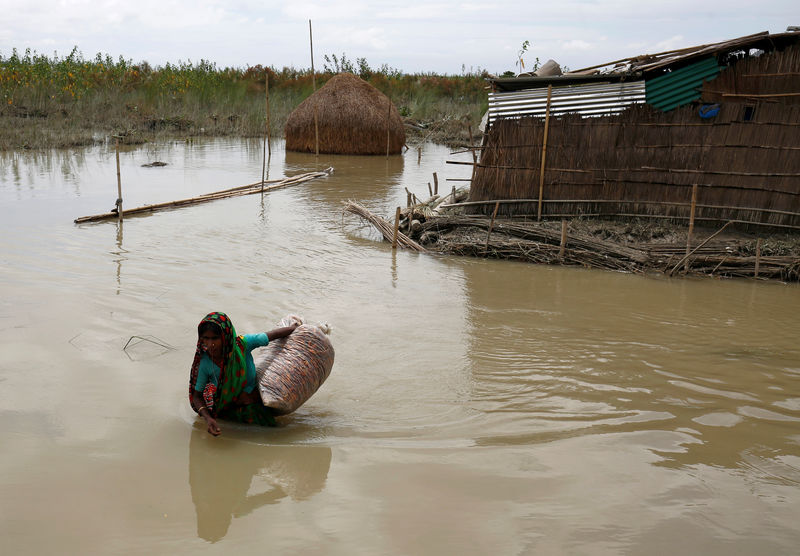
[1,1,797,75]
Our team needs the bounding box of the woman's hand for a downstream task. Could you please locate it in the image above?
[205,415,221,436]
[267,323,300,341]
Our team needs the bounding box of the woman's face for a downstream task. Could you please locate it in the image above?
[199,331,223,360]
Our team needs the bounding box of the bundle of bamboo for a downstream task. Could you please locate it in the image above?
[341,200,426,252]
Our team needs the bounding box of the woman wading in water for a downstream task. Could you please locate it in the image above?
[189,312,297,436]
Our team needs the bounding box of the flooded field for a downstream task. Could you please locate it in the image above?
[1,138,799,554]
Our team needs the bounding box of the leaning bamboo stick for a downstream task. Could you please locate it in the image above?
[669,222,732,276]
[75,169,332,223]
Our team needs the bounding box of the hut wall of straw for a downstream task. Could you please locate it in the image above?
[284,73,405,155]
[470,45,800,231]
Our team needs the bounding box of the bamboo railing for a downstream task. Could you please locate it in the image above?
[75,169,333,223]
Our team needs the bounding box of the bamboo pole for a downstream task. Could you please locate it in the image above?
[261,72,270,191]
[755,238,762,278]
[485,201,500,251]
[437,198,800,219]
[115,138,123,222]
[309,20,319,157]
[685,184,697,273]
[393,207,401,249]
[537,84,552,221]
[468,124,477,165]
[433,172,438,195]
[428,182,433,196]
[386,98,391,157]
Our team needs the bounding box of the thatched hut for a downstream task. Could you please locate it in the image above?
[285,73,405,155]
[474,30,800,232]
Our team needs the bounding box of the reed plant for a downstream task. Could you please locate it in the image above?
[0,47,488,150]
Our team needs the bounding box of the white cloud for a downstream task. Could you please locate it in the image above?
[654,35,688,52]
[562,40,593,50]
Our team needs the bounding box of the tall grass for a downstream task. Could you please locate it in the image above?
[0,47,488,150]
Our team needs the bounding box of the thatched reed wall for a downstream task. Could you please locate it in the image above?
[470,45,800,231]
[285,73,405,155]
[702,42,800,104]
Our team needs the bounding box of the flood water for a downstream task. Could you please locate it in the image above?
[1,138,799,554]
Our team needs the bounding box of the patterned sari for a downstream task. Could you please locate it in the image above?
[189,312,276,427]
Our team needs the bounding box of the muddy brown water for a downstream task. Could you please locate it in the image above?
[1,138,799,554]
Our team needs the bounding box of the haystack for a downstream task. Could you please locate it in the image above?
[285,73,405,155]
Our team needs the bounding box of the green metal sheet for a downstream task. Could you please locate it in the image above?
[645,57,721,112]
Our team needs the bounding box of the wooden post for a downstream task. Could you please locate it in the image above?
[755,237,762,278]
[417,147,422,164]
[451,185,456,204]
[406,189,411,207]
[309,20,319,156]
[261,72,270,191]
[537,84,553,221]
[115,138,123,222]
[386,99,391,157]
[468,124,477,165]
[392,207,401,249]
[485,201,500,251]
[433,172,439,195]
[559,219,568,259]
[266,72,271,158]
[684,184,697,273]
[428,182,433,196]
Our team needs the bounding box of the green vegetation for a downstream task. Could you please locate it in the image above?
[0,47,489,150]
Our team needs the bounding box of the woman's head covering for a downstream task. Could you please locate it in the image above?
[189,312,248,415]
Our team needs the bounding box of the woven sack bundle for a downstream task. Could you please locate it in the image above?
[254,315,334,415]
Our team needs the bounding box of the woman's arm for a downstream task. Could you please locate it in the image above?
[192,390,221,436]
[267,323,299,341]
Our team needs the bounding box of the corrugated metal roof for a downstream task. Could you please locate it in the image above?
[487,80,646,127]
[488,30,800,91]
[645,57,721,111]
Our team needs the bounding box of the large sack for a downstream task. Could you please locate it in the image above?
[254,315,334,415]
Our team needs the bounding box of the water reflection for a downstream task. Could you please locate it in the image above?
[284,150,405,209]
[188,427,332,542]
[0,148,89,193]
[112,220,127,294]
